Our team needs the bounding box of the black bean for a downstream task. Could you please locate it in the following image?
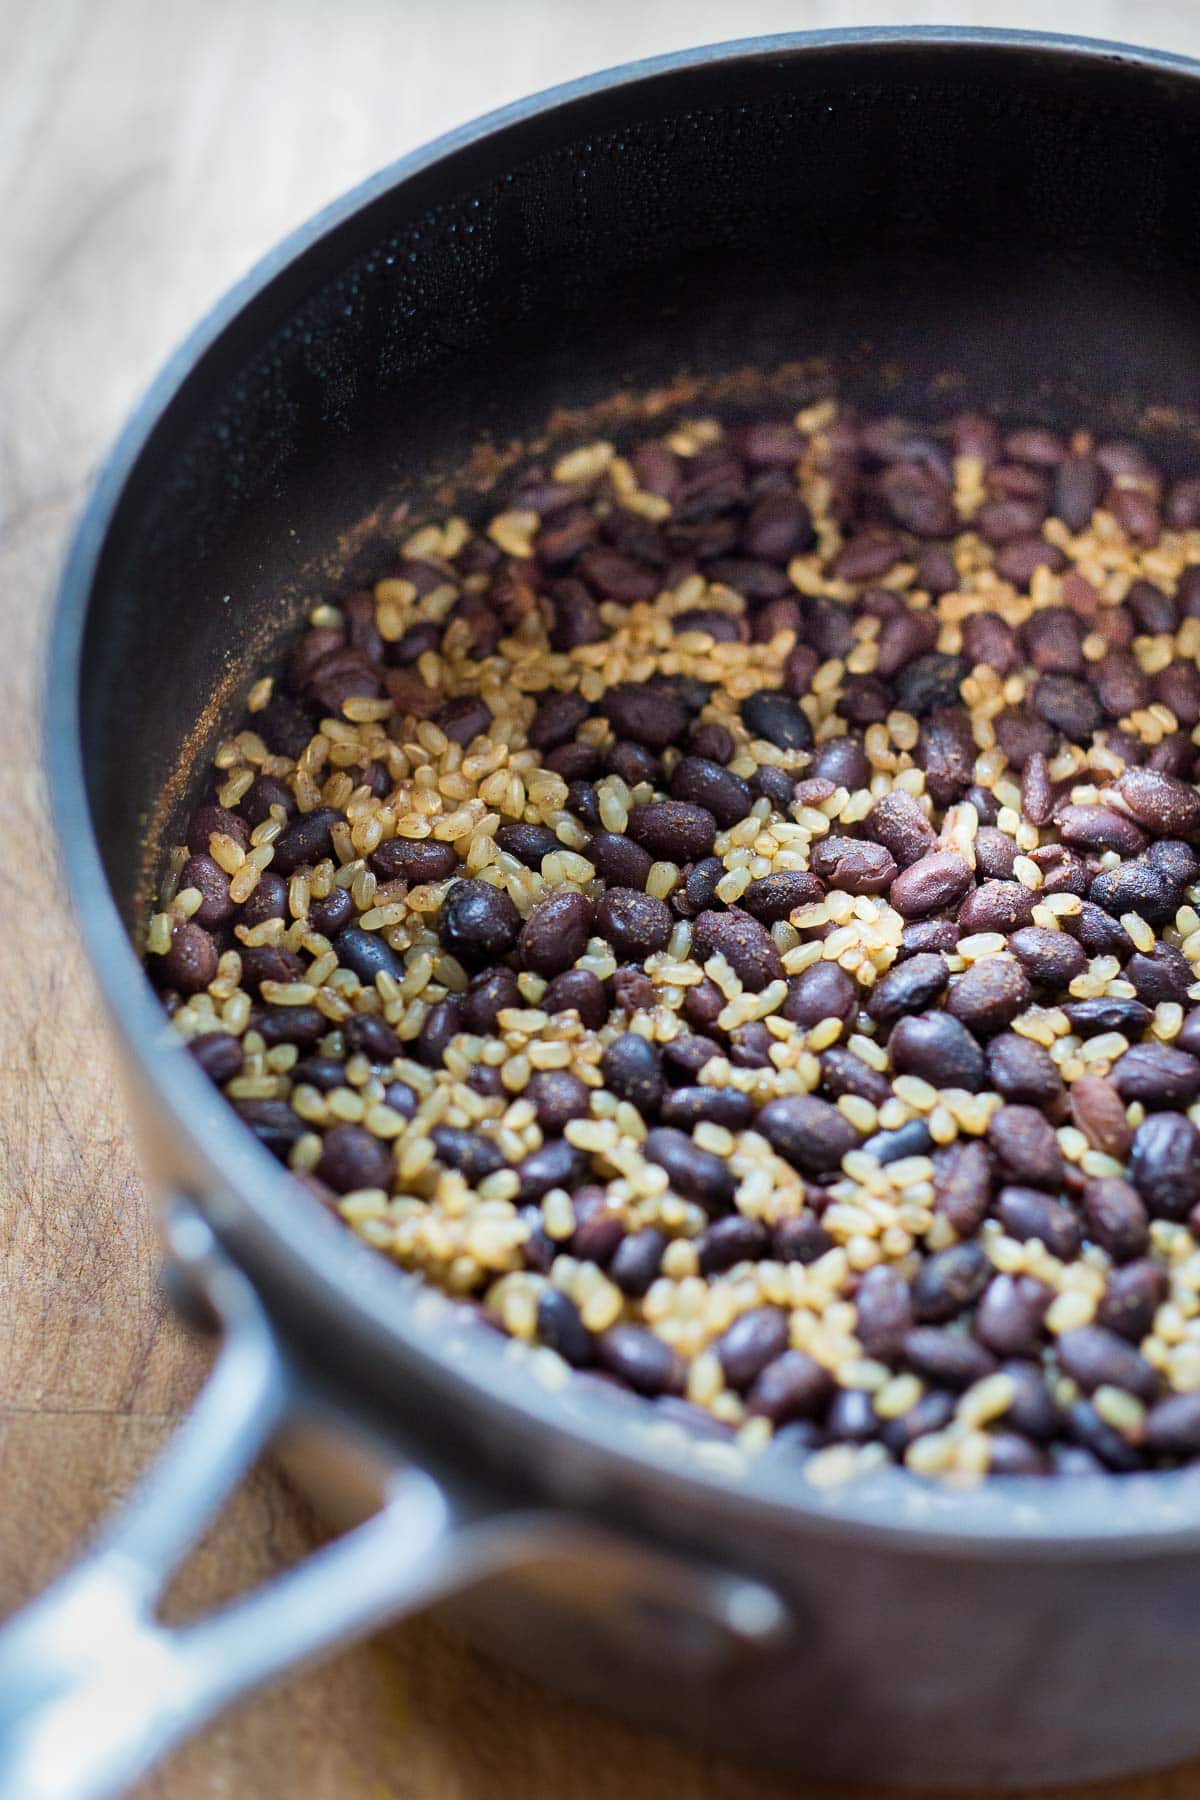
[987,1033,1063,1108]
[430,1126,506,1181]
[903,1329,996,1390]
[1126,943,1194,1006]
[1053,454,1106,530]
[896,652,969,718]
[186,802,249,858]
[601,1034,663,1113]
[819,1046,891,1109]
[307,883,353,937]
[900,919,961,958]
[569,1191,624,1266]
[257,690,316,759]
[177,854,233,928]
[1009,926,1088,989]
[782,962,858,1030]
[371,837,459,883]
[593,887,672,959]
[741,871,825,924]
[1098,1260,1169,1342]
[1128,1112,1200,1218]
[809,836,898,896]
[994,708,1056,770]
[861,1119,934,1164]
[549,580,604,651]
[690,908,783,992]
[975,1274,1052,1358]
[740,689,813,751]
[528,690,591,753]
[461,966,522,1034]
[661,1087,753,1130]
[493,823,560,870]
[917,706,976,805]
[270,807,343,875]
[840,674,891,725]
[854,1263,914,1359]
[888,1011,986,1091]
[716,1307,790,1390]
[875,609,939,678]
[998,1361,1061,1444]
[746,1351,834,1424]
[600,682,688,749]
[1112,1042,1200,1108]
[611,966,655,1013]
[188,1032,244,1085]
[1083,1178,1149,1262]
[642,1127,736,1212]
[661,1034,723,1083]
[438,880,521,968]
[995,1187,1083,1259]
[342,1013,403,1063]
[962,611,1021,676]
[911,1242,991,1323]
[1065,903,1137,964]
[1066,1400,1143,1472]
[807,735,867,789]
[1088,857,1178,928]
[1055,804,1147,858]
[518,891,594,978]
[772,1213,834,1264]
[159,921,218,994]
[240,871,288,927]
[1057,1326,1158,1402]
[742,490,813,557]
[579,546,660,602]
[889,850,973,919]
[239,944,305,993]
[696,1215,770,1274]
[597,1325,685,1396]
[973,827,1018,881]
[584,834,651,894]
[1148,838,1200,884]
[528,1070,591,1135]
[415,998,462,1068]
[956,881,1038,936]
[986,1433,1052,1476]
[668,757,753,830]
[1069,1074,1132,1160]
[537,1289,594,1366]
[823,1389,877,1444]
[610,1228,667,1298]
[878,1390,959,1455]
[383,1079,419,1117]
[1023,607,1084,675]
[755,1095,860,1175]
[931,1141,992,1237]
[986,1105,1065,1190]
[628,800,717,862]
[334,925,405,987]
[255,1004,326,1048]
[317,1123,393,1193]
[1143,1393,1200,1456]
[234,1098,307,1160]
[945,958,1032,1038]
[293,1055,349,1093]
[1117,765,1200,840]
[515,1138,588,1203]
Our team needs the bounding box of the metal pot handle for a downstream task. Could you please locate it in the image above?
[0,1205,788,1800]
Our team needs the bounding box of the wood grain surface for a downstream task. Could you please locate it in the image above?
[5,2,1200,1793]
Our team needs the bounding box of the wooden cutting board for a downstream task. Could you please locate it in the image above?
[3,2,1200,1792]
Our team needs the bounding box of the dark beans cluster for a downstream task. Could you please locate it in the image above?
[149,403,1200,1485]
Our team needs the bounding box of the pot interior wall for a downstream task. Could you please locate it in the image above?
[76,36,1200,922]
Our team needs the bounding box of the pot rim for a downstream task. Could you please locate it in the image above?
[46,24,1200,1554]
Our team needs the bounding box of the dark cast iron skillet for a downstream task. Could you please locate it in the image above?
[8,27,1200,1798]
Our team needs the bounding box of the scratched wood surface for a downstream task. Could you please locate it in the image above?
[6,2,1200,1793]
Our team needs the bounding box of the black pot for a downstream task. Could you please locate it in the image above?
[8,28,1200,1798]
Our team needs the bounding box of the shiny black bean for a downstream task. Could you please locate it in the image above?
[755,1095,861,1176]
